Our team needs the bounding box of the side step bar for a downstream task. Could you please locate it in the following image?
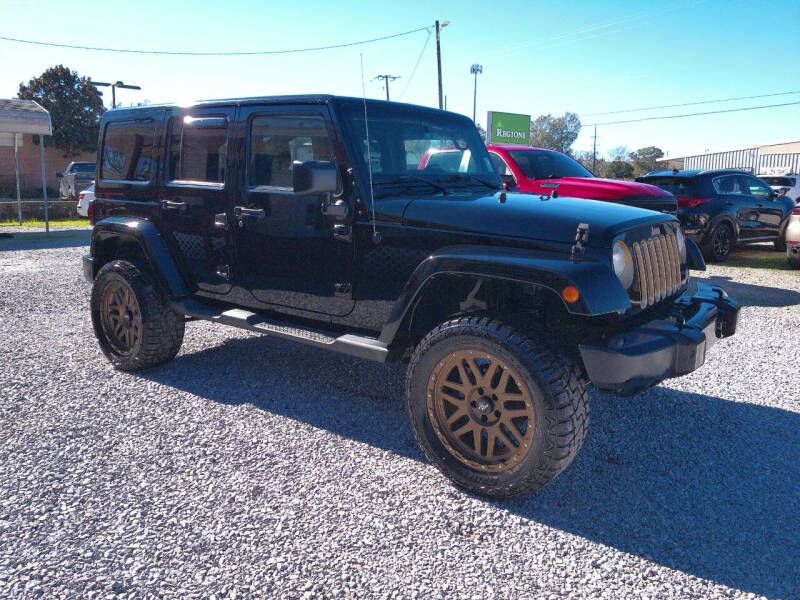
[170,298,390,363]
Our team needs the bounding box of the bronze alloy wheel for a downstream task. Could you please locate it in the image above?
[426,349,536,472]
[99,280,142,357]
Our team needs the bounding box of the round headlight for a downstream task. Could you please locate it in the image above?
[675,227,687,261]
[612,240,634,289]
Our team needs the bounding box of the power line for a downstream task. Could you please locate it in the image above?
[583,90,800,116]
[398,28,433,100]
[589,100,800,126]
[0,27,429,56]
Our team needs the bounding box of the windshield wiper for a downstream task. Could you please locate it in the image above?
[378,175,449,195]
[440,174,501,190]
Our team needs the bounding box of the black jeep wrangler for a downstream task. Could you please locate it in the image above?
[83,96,739,498]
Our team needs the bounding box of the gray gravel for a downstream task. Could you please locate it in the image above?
[1,234,798,599]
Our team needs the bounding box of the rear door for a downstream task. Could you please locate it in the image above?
[159,106,236,296]
[711,175,759,240]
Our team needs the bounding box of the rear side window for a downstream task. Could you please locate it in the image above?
[638,176,696,196]
[712,175,745,195]
[248,115,333,188]
[101,119,156,182]
[168,116,228,184]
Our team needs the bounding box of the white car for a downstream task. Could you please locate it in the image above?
[786,205,800,269]
[760,173,800,204]
[77,182,95,218]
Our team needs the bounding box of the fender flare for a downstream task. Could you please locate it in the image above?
[90,216,190,297]
[378,244,631,345]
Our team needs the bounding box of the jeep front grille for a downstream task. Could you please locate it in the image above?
[631,231,682,308]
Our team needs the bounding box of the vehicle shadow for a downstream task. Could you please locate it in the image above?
[0,229,91,252]
[140,334,800,598]
[719,246,791,271]
[700,274,800,307]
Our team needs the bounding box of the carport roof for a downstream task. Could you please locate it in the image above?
[0,98,52,135]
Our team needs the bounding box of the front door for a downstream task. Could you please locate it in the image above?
[742,175,783,239]
[232,106,354,317]
[712,174,759,240]
[159,107,236,296]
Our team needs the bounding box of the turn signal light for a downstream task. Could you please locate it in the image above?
[561,286,580,303]
[677,196,711,208]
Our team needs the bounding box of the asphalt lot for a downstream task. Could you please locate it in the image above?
[1,230,798,599]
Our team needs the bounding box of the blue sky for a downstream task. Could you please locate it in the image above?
[1,0,798,158]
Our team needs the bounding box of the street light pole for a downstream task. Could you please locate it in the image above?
[470,64,483,123]
[435,20,449,109]
[90,80,142,109]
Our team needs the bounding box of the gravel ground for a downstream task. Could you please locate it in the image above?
[1,233,798,599]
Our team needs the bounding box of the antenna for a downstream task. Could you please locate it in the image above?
[360,53,380,244]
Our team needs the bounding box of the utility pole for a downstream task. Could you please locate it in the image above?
[90,80,142,109]
[435,20,449,109]
[592,125,598,173]
[372,75,400,101]
[470,64,483,123]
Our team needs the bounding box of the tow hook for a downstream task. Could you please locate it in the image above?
[570,223,590,262]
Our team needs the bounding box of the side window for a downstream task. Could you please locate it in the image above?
[248,115,333,188]
[743,176,772,198]
[712,175,744,195]
[489,152,511,176]
[101,119,156,182]
[167,116,228,184]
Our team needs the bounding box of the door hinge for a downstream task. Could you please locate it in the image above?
[332,223,352,241]
[334,283,351,296]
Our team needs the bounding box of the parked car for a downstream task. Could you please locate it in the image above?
[786,206,800,268]
[759,173,800,204]
[84,96,739,499]
[77,182,94,218]
[56,161,96,203]
[637,169,795,262]
[485,144,677,214]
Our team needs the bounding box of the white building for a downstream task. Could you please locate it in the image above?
[656,140,800,174]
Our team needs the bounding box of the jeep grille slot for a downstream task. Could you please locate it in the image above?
[632,231,682,308]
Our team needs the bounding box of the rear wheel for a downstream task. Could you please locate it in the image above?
[91,260,184,371]
[703,222,734,262]
[406,316,588,499]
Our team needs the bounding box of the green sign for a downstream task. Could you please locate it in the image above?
[487,111,530,144]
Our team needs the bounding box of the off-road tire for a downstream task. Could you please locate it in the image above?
[91,260,184,371]
[702,222,734,262]
[406,316,588,499]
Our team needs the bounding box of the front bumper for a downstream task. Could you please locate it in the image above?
[579,282,739,396]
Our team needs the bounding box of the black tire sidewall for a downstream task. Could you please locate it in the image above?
[407,323,573,497]
[707,223,733,262]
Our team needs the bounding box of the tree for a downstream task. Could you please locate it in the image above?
[529,112,581,155]
[629,146,664,176]
[606,159,634,180]
[476,123,487,143]
[607,145,630,162]
[18,65,105,156]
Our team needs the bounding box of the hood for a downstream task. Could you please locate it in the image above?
[399,191,673,248]
[541,176,673,201]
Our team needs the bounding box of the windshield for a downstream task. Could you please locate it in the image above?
[337,101,500,196]
[761,176,795,187]
[71,163,96,173]
[507,149,593,179]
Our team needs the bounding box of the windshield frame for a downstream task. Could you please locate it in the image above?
[333,99,501,199]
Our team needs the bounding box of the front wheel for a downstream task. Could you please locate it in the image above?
[406,317,588,499]
[773,231,787,252]
[788,251,800,270]
[91,260,185,371]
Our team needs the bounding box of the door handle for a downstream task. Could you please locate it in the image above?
[233,206,265,222]
[161,199,187,212]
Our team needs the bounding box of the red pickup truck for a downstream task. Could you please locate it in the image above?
[486,144,676,214]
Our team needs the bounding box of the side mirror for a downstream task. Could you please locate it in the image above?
[292,160,338,195]
[55,172,63,178]
[768,190,779,200]
[501,174,516,190]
